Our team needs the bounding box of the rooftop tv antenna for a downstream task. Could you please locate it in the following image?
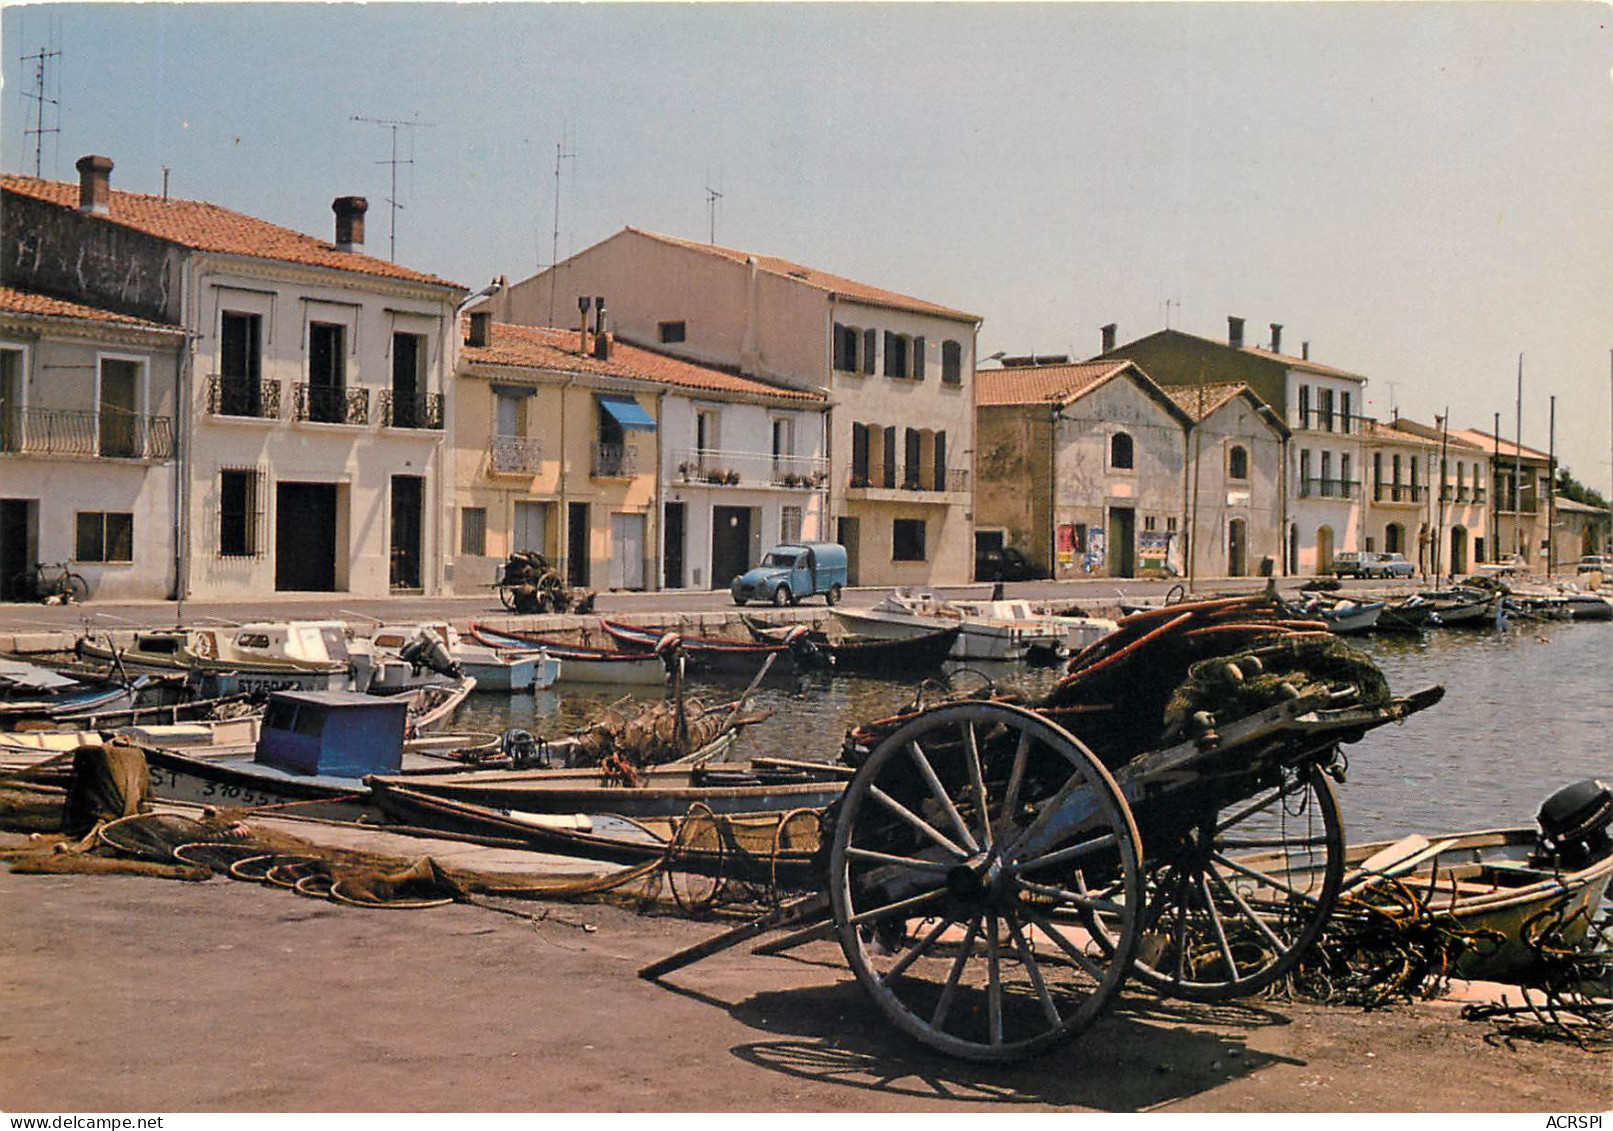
[546,138,578,328]
[705,169,724,244]
[21,45,61,178]
[351,113,435,261]
[1162,297,1180,329]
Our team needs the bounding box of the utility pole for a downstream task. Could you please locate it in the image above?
[705,180,723,245]
[546,140,578,329]
[21,45,61,178]
[1515,354,1524,560]
[352,114,436,262]
[1547,394,1557,575]
[1434,409,1450,578]
[1492,411,1501,564]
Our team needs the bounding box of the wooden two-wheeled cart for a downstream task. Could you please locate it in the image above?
[642,595,1444,1062]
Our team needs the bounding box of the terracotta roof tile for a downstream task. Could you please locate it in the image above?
[1162,382,1249,421]
[0,284,182,333]
[462,322,825,404]
[1382,417,1487,451]
[2,173,462,291]
[1448,427,1551,463]
[627,228,979,323]
[975,360,1134,406]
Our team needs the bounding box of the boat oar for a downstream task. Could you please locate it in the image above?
[721,652,776,736]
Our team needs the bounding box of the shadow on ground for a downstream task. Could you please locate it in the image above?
[658,970,1302,1109]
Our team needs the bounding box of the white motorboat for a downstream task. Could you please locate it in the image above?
[366,623,562,693]
[830,589,1069,661]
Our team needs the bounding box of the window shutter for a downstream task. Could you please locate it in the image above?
[905,428,921,487]
[883,332,896,377]
[851,422,869,480]
[912,336,926,380]
[833,323,846,370]
[863,329,876,374]
[934,430,947,490]
[882,427,897,488]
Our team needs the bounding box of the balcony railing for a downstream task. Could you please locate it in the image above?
[1372,483,1423,504]
[1473,488,1487,504]
[1292,410,1369,435]
[849,465,971,494]
[294,383,370,425]
[487,435,543,474]
[591,442,638,478]
[379,390,444,430]
[672,448,829,489]
[0,405,173,460]
[207,374,281,419]
[1298,477,1361,500]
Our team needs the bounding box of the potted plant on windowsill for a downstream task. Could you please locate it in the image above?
[677,461,694,483]
[724,469,742,485]
[706,468,727,485]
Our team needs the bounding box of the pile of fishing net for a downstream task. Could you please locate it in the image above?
[847,587,1392,770]
[568,696,728,776]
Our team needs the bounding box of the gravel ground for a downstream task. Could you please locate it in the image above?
[1,861,1606,1113]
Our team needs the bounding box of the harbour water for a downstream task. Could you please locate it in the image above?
[453,619,1612,844]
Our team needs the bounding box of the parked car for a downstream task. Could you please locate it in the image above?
[1374,552,1415,578]
[1328,551,1373,579]
[975,545,1044,582]
[1577,554,1611,575]
[731,541,848,607]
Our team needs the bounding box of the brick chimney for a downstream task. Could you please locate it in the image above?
[577,296,593,354]
[593,300,613,360]
[1227,316,1245,349]
[1101,323,1117,353]
[1302,341,1311,361]
[75,155,113,214]
[467,310,491,348]
[1270,323,1283,354]
[333,196,367,252]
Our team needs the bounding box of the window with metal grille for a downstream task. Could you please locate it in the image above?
[461,507,487,556]
[219,467,265,557]
[780,505,802,544]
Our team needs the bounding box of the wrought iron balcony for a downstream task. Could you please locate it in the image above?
[294,383,370,425]
[591,442,638,478]
[1298,477,1361,500]
[1292,410,1368,435]
[488,435,543,474]
[672,448,829,489]
[1372,483,1423,504]
[206,374,281,420]
[380,390,444,430]
[0,405,173,461]
[848,465,971,494]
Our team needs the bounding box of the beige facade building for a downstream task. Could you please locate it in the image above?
[975,361,1193,579]
[0,286,185,601]
[1379,417,1490,576]
[1450,428,1553,568]
[493,228,979,587]
[453,314,825,593]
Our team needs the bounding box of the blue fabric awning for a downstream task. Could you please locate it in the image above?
[596,393,657,432]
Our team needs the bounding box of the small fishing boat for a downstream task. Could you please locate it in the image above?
[0,659,151,725]
[1417,588,1499,626]
[140,690,486,822]
[364,623,561,693]
[370,759,849,821]
[1240,779,1613,983]
[1307,597,1384,635]
[828,589,1066,661]
[596,617,791,678]
[468,624,668,685]
[741,615,961,674]
[1375,595,1442,633]
[78,622,359,693]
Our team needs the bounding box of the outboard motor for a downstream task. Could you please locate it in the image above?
[398,630,464,679]
[1536,778,1613,869]
[500,727,545,769]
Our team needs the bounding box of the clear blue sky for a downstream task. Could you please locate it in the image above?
[6,2,1611,494]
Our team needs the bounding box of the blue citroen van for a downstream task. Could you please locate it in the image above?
[730,542,848,607]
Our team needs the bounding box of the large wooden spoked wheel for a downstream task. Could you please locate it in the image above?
[1091,762,1345,1002]
[828,702,1144,1062]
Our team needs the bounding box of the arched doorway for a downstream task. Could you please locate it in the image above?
[1315,525,1334,574]
[1384,523,1404,554]
[1450,526,1468,575]
[1228,518,1247,577]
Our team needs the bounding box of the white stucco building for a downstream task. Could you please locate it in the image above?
[0,286,185,601]
[492,227,980,587]
[2,158,467,602]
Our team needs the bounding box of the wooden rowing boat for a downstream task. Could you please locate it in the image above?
[597,617,791,677]
[741,615,961,673]
[468,624,667,685]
